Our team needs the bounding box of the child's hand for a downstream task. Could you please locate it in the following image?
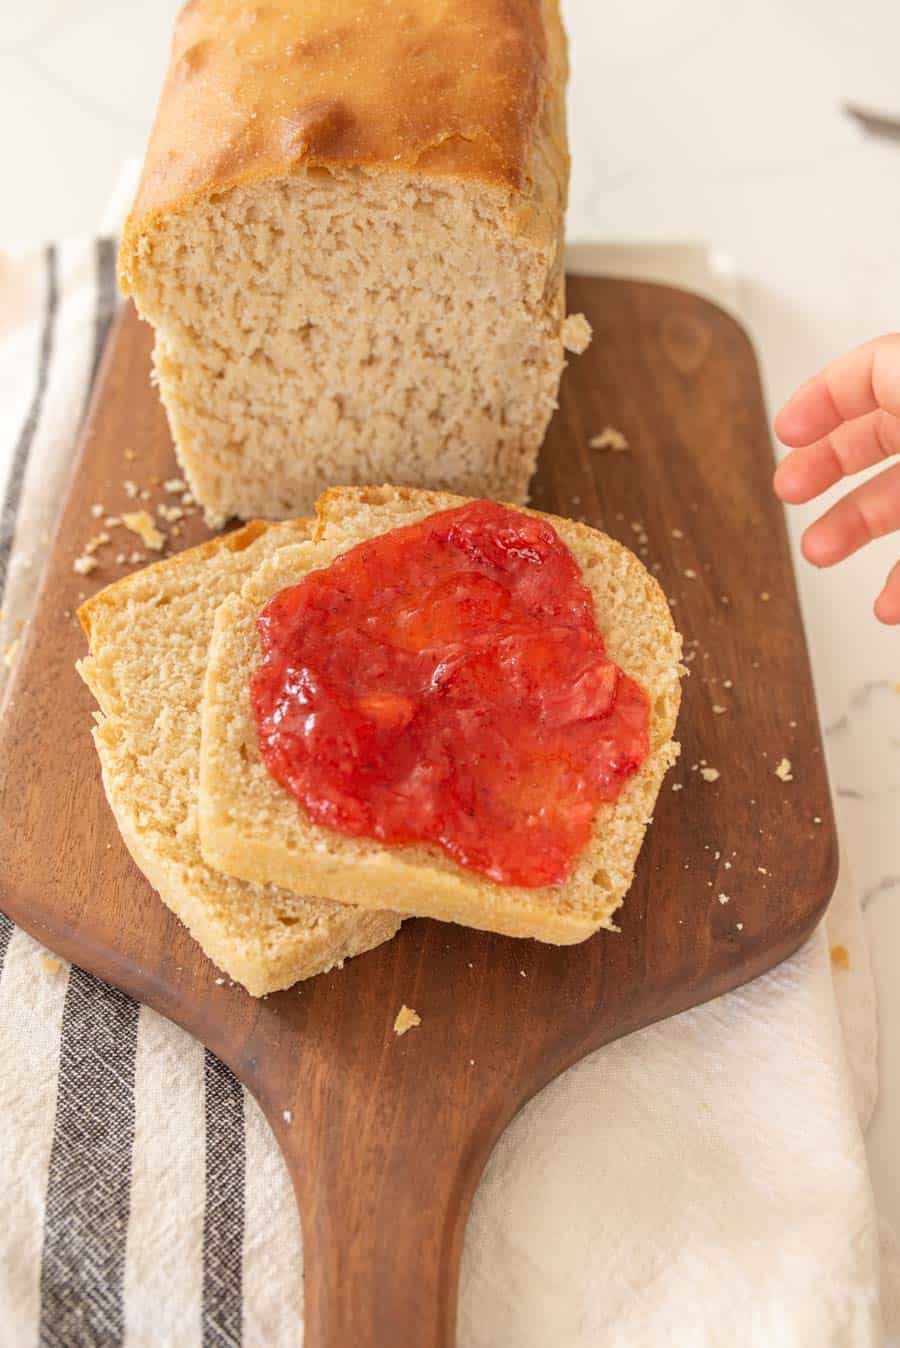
[773,334,900,624]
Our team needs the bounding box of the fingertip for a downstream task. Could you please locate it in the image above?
[800,532,822,567]
[874,591,900,625]
[801,524,835,568]
[774,371,845,446]
[773,405,803,447]
[874,567,900,625]
[773,459,807,505]
[774,389,822,448]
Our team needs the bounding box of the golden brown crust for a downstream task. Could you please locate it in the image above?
[120,0,566,288]
[77,519,300,641]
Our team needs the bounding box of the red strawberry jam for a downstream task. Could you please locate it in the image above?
[250,501,649,887]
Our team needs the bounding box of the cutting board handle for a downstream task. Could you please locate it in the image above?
[279,1106,497,1347]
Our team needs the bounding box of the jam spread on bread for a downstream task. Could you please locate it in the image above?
[250,502,649,886]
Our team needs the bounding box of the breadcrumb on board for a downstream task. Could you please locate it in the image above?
[393,1005,421,1037]
[562,313,593,355]
[122,511,164,551]
[774,757,794,782]
[589,426,629,453]
[830,945,850,971]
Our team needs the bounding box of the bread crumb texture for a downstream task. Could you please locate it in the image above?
[76,521,401,996]
[775,757,794,782]
[125,173,568,525]
[394,1005,421,1036]
[198,486,683,944]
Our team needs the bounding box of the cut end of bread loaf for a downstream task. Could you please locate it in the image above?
[119,0,570,525]
[124,171,566,525]
[77,520,401,996]
[198,487,683,943]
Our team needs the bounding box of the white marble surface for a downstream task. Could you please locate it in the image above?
[2,0,898,1233]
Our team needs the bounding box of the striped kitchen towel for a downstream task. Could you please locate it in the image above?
[1,237,895,1348]
[0,239,302,1348]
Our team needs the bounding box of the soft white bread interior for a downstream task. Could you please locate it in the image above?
[199,487,683,943]
[120,0,571,525]
[77,522,401,996]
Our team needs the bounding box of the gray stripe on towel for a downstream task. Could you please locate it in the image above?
[0,912,13,980]
[0,243,58,603]
[38,969,139,1348]
[203,1050,246,1348]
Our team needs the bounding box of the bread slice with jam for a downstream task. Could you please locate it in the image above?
[77,520,401,996]
[198,487,683,943]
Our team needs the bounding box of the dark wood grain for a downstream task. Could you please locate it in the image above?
[0,279,837,1347]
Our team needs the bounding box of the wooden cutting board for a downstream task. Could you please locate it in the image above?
[0,278,837,1346]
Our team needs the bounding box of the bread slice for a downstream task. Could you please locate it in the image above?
[118,0,570,525]
[198,487,683,943]
[77,522,401,997]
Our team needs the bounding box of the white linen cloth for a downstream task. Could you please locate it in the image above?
[0,205,896,1345]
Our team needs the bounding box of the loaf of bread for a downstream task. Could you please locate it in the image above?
[119,0,571,525]
[198,487,683,943]
[77,522,401,996]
